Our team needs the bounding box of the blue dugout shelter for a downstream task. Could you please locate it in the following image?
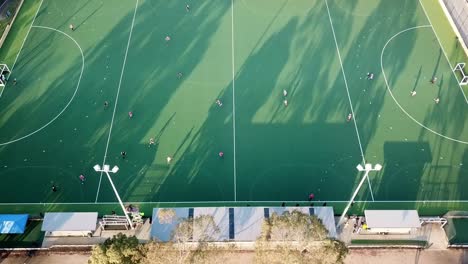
[0,214,28,234]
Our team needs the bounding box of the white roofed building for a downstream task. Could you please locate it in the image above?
[42,212,98,237]
[364,210,421,234]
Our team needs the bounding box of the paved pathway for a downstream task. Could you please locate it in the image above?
[345,249,468,264]
[1,248,467,264]
[0,254,90,264]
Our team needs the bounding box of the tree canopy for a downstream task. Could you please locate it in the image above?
[256,210,347,264]
[88,233,146,264]
[89,211,348,264]
[144,214,224,264]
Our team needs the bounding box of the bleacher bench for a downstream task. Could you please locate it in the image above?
[99,215,130,230]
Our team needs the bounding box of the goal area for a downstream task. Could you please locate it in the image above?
[454,63,468,85]
[0,64,11,88]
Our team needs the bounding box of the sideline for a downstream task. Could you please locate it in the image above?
[94,0,140,203]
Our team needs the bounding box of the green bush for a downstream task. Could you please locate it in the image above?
[89,233,146,264]
[351,239,427,247]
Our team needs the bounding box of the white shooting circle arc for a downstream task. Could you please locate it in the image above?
[380,25,468,145]
[0,26,84,146]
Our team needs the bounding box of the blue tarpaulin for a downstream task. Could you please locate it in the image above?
[0,214,28,234]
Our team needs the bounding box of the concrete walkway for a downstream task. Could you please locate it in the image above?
[0,254,90,264]
[2,249,467,264]
[345,249,468,264]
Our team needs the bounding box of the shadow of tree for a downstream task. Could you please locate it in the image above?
[325,0,468,206]
[0,0,466,213]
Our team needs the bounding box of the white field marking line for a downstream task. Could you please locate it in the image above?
[231,0,237,202]
[324,0,366,165]
[94,0,139,203]
[136,201,350,204]
[418,0,468,104]
[0,0,44,99]
[4,199,468,205]
[0,201,344,205]
[367,178,375,201]
[11,0,44,72]
[325,0,374,201]
[365,170,374,202]
[381,26,468,145]
[0,26,84,146]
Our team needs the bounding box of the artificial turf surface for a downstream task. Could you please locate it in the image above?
[0,0,466,216]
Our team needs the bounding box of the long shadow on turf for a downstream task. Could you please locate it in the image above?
[230,1,366,202]
[376,21,467,203]
[0,29,78,141]
[0,0,234,204]
[0,220,44,248]
[3,0,465,210]
[325,0,421,148]
[372,141,432,200]
[324,0,450,205]
[0,0,41,66]
[90,0,235,203]
[419,75,468,142]
[456,150,468,200]
[0,0,145,203]
[231,0,422,203]
[0,30,92,203]
[120,0,365,203]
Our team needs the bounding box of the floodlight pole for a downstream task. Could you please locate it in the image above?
[337,163,382,228]
[94,165,134,230]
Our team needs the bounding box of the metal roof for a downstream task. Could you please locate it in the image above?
[41,212,98,231]
[269,207,336,238]
[365,210,421,228]
[150,207,337,241]
[0,214,28,234]
[151,208,189,242]
[313,207,337,237]
[233,207,264,241]
[193,207,229,241]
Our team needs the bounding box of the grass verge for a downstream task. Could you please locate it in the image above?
[351,239,428,247]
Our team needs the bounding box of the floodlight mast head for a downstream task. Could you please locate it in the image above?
[111,166,119,173]
[92,164,132,229]
[94,164,119,174]
[356,164,365,171]
[356,163,382,172]
[339,162,383,228]
[374,164,383,171]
